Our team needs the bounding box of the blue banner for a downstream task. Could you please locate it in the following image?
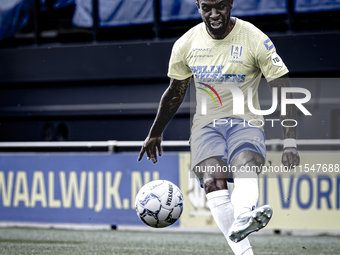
[0,153,179,226]
[161,0,200,22]
[232,0,287,17]
[72,0,154,28]
[295,0,340,13]
[160,0,288,22]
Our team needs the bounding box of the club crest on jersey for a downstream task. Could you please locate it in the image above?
[231,45,243,59]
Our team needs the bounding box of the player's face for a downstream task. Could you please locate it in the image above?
[196,0,233,39]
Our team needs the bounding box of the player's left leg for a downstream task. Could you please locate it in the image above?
[191,120,255,255]
[221,119,272,243]
[230,150,264,220]
[228,150,273,243]
[195,157,254,255]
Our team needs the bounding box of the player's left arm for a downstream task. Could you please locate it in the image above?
[269,74,300,168]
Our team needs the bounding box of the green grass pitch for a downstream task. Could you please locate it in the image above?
[0,227,340,255]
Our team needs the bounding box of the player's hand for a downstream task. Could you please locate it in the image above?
[282,147,300,170]
[137,135,162,164]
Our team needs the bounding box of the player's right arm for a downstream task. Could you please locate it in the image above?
[138,77,191,164]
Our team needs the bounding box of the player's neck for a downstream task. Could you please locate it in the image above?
[206,17,236,40]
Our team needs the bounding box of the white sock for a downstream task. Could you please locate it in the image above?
[231,176,259,220]
[207,189,254,255]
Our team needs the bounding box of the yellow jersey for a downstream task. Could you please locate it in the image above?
[167,18,289,133]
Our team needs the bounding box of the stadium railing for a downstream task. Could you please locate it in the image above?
[0,139,339,153]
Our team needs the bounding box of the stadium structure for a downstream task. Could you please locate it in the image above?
[0,1,340,254]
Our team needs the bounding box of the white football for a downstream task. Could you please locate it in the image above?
[135,180,184,228]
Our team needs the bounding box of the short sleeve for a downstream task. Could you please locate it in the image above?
[167,40,193,80]
[256,36,289,83]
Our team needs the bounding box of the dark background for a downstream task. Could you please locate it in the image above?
[0,1,339,149]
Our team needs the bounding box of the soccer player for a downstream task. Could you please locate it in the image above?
[138,0,300,254]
